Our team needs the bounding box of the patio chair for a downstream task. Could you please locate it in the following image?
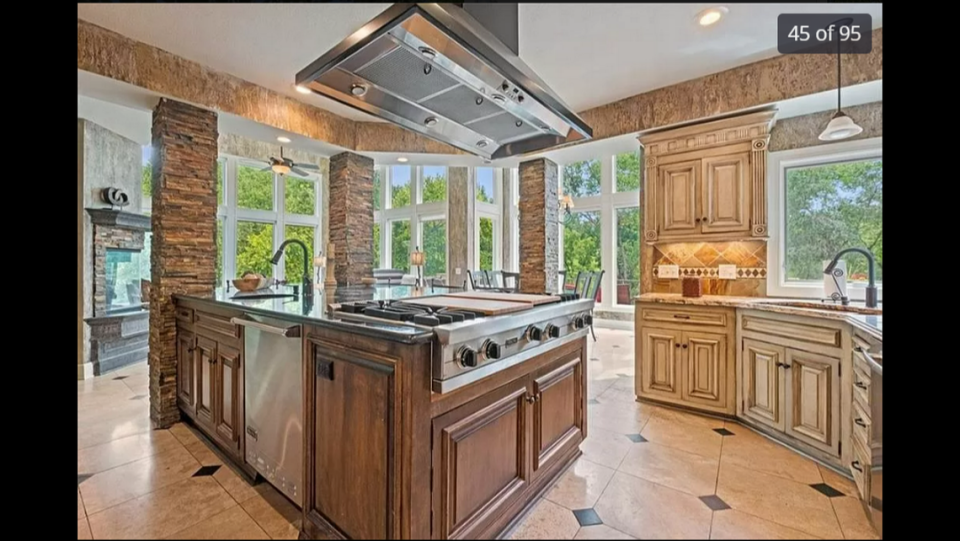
[583,270,605,341]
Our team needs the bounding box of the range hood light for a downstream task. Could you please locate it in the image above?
[425,117,439,127]
[476,140,489,148]
[419,47,437,60]
[294,85,311,94]
[350,84,367,97]
[397,157,409,163]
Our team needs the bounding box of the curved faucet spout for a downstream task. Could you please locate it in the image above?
[271,239,313,297]
[823,247,878,308]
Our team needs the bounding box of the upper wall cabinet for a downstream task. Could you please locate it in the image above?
[639,111,776,243]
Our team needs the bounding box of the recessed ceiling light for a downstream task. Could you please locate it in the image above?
[424,117,439,127]
[294,85,311,94]
[476,140,489,148]
[277,136,291,143]
[696,6,728,26]
[397,157,409,163]
[419,47,437,60]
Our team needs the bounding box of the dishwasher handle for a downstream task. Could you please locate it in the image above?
[231,317,302,338]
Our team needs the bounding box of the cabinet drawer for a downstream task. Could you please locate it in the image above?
[851,399,872,452]
[641,307,727,327]
[175,306,195,324]
[741,315,842,348]
[850,436,871,500]
[195,311,241,340]
[853,348,873,384]
[853,366,871,412]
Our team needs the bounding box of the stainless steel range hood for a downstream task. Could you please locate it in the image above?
[295,3,593,159]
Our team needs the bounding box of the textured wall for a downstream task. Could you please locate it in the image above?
[78,119,142,376]
[770,101,883,152]
[519,158,559,294]
[447,167,474,287]
[646,241,768,297]
[328,152,374,285]
[149,99,219,427]
[355,123,464,156]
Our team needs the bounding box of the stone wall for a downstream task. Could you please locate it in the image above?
[149,98,219,427]
[328,152,374,285]
[518,158,559,294]
[770,101,882,152]
[447,167,474,287]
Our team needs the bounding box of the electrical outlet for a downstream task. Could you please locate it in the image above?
[658,264,679,279]
[718,264,737,279]
[455,268,462,276]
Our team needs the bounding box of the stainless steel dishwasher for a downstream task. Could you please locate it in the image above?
[231,315,303,507]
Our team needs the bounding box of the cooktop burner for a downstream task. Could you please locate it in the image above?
[336,299,484,327]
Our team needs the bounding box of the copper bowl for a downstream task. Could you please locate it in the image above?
[232,276,267,292]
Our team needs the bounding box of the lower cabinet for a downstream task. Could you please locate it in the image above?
[741,339,786,431]
[639,328,682,400]
[215,343,242,445]
[177,330,197,411]
[196,336,217,430]
[432,353,585,540]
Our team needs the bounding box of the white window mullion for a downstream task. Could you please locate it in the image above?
[600,155,614,310]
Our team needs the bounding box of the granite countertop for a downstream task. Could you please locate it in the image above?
[175,284,439,344]
[636,293,882,337]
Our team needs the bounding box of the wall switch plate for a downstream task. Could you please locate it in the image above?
[455,268,462,275]
[718,264,737,280]
[658,264,679,279]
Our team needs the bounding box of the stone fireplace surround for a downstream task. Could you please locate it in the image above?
[83,207,151,375]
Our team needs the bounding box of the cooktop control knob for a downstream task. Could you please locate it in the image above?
[483,340,502,360]
[545,324,561,339]
[583,314,594,326]
[573,316,585,330]
[526,325,544,341]
[458,346,478,368]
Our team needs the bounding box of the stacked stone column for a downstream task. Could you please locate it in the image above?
[328,152,374,285]
[518,158,559,294]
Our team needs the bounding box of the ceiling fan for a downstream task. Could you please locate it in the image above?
[262,147,320,177]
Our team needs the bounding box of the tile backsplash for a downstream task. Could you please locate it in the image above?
[650,241,767,296]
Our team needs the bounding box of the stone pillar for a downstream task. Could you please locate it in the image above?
[447,166,474,287]
[519,158,559,294]
[328,151,374,285]
[149,99,218,428]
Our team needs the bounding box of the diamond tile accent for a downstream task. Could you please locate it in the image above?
[192,465,221,477]
[112,376,128,380]
[699,494,731,511]
[810,483,845,498]
[130,395,148,401]
[713,428,735,436]
[626,434,648,443]
[78,474,93,486]
[573,508,603,527]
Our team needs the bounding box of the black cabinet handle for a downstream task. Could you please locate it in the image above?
[681,343,688,349]
[851,461,863,472]
[854,418,867,428]
[525,394,536,404]
[855,381,868,390]
[675,343,681,348]
[695,218,701,223]
[673,314,691,319]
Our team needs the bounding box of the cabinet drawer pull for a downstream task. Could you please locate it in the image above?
[854,381,868,390]
[672,314,691,319]
[525,394,536,404]
[681,343,688,349]
[675,343,680,348]
[851,460,863,472]
[854,418,867,428]
[776,362,791,369]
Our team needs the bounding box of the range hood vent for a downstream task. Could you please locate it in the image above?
[296,3,592,159]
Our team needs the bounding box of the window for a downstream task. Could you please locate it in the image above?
[216,219,223,285]
[390,166,412,209]
[421,218,447,276]
[616,207,641,304]
[476,167,496,203]
[478,216,495,271]
[237,164,274,211]
[217,159,224,206]
[562,159,601,197]
[615,151,640,192]
[283,225,315,281]
[421,166,447,203]
[373,169,381,211]
[769,138,882,299]
[285,177,316,215]
[236,221,274,277]
[141,146,152,201]
[562,210,601,279]
[390,220,411,270]
[373,223,381,269]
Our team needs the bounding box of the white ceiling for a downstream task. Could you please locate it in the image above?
[77,3,882,120]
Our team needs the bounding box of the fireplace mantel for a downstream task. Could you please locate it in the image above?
[85,208,151,231]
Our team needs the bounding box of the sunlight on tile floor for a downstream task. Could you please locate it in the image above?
[78,328,877,540]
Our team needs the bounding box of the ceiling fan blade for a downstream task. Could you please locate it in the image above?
[294,163,320,170]
[291,167,310,177]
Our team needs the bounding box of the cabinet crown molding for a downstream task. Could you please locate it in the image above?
[639,110,777,157]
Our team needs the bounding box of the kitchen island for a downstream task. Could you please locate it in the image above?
[174,285,594,540]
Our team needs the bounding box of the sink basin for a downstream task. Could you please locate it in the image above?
[231,291,296,300]
[757,299,882,315]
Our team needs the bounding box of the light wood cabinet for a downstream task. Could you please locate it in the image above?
[785,349,840,455]
[639,327,682,400]
[681,331,728,409]
[640,111,775,243]
[741,339,786,431]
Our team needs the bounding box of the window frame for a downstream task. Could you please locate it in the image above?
[767,137,883,301]
[374,165,447,274]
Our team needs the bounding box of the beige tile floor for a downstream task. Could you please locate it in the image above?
[78,328,878,540]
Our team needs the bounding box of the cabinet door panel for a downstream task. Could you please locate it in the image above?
[215,343,241,447]
[742,339,785,431]
[532,357,584,473]
[659,161,700,235]
[177,329,196,412]
[700,153,750,233]
[433,384,529,540]
[785,349,840,456]
[640,328,682,399]
[681,331,726,408]
[195,336,217,428]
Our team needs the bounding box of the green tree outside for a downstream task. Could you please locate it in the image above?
[616,207,641,300]
[477,167,495,203]
[479,217,494,271]
[236,221,274,278]
[283,225,315,283]
[615,151,641,192]
[391,220,410,271]
[285,177,316,215]
[785,159,882,282]
[373,169,381,211]
[563,159,601,197]
[422,167,447,203]
[563,211,601,285]
[237,165,274,211]
[422,220,446,276]
[373,223,381,269]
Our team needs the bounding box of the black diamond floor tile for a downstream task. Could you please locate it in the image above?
[612,345,620,348]
[572,508,603,527]
[192,465,221,477]
[78,473,93,486]
[590,357,600,362]
[699,494,730,511]
[713,428,735,436]
[626,433,648,443]
[130,395,148,401]
[113,376,128,380]
[810,483,845,498]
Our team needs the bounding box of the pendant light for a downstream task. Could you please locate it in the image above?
[819,26,863,141]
